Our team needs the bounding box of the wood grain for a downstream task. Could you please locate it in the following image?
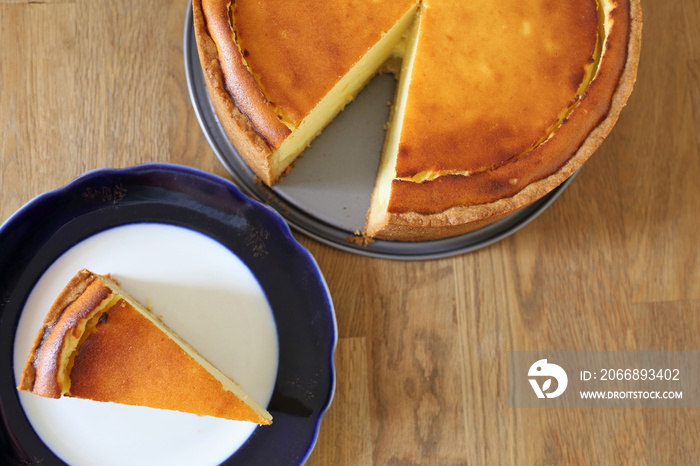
[1,0,698,464]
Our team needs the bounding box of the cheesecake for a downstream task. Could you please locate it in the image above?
[192,0,642,241]
[17,269,272,425]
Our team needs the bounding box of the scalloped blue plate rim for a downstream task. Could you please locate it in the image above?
[0,163,337,466]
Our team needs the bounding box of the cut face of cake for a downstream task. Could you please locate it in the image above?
[17,269,272,425]
[192,0,642,241]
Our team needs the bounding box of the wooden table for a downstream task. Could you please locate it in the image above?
[1,0,698,464]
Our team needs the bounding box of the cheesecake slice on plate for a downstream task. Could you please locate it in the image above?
[17,269,272,425]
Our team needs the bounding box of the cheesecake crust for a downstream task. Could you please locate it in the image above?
[193,0,290,184]
[18,269,106,398]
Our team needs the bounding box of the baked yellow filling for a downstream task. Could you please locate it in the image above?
[366,10,422,229]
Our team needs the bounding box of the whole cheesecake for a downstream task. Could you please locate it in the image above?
[17,269,272,425]
[193,0,642,241]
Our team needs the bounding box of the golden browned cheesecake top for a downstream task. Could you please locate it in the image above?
[68,295,270,424]
[396,0,599,177]
[233,0,417,126]
[387,0,637,215]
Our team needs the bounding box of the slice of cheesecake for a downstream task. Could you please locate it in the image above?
[17,269,272,425]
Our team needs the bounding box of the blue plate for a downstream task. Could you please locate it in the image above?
[0,163,336,465]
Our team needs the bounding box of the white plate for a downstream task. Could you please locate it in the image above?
[14,223,278,466]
